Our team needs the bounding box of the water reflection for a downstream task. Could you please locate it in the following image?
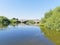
[41,28,60,45]
[0,25,54,45]
[0,24,8,29]
[0,23,18,29]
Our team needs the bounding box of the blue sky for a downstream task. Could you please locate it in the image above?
[0,0,60,19]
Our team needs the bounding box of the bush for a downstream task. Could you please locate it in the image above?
[40,6,60,31]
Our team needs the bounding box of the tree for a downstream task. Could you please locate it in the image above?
[40,6,60,45]
[40,6,60,31]
[0,16,10,26]
[10,18,21,25]
[45,10,52,18]
[26,20,35,25]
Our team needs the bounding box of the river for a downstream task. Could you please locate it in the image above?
[0,25,54,45]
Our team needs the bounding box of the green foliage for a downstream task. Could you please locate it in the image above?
[45,10,52,18]
[40,7,60,45]
[10,18,21,24]
[0,16,10,26]
[40,6,60,31]
[25,20,35,25]
[0,16,21,27]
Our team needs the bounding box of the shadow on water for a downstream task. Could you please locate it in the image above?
[40,27,60,45]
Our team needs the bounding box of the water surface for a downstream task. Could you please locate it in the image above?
[0,25,54,45]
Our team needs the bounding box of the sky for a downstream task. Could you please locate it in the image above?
[0,0,60,19]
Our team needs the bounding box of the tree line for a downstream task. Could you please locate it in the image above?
[0,16,36,26]
[40,6,60,31]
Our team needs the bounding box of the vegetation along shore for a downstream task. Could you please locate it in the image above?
[40,6,60,45]
[0,16,40,27]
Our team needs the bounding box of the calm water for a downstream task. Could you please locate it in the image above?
[0,25,54,45]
